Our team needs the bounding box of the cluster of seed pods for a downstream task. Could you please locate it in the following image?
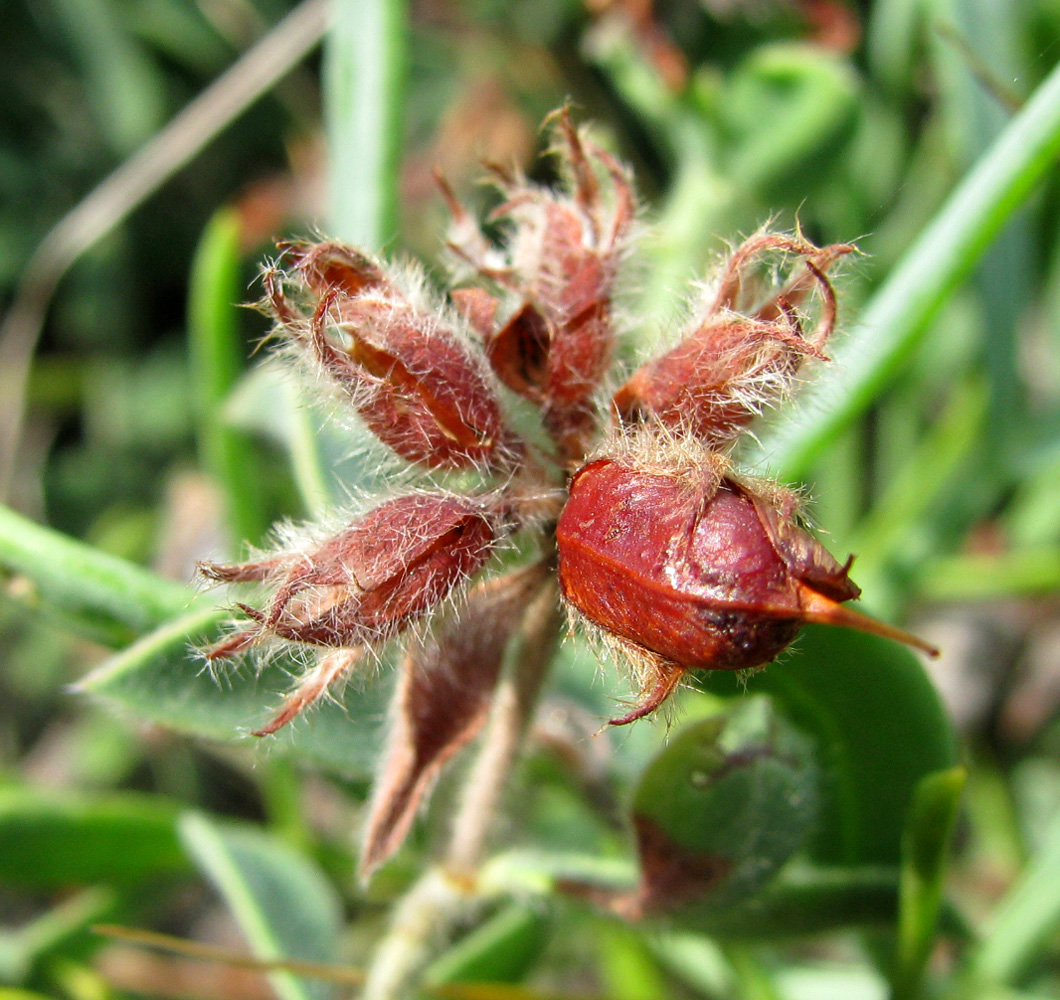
[200,109,936,877]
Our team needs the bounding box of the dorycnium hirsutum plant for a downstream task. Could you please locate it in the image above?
[198,108,937,995]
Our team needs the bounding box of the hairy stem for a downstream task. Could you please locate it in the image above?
[360,582,562,1000]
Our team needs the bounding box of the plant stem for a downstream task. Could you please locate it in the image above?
[446,584,562,875]
[361,583,562,1000]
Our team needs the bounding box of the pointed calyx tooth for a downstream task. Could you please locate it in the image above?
[556,457,935,723]
[253,647,365,737]
[279,239,386,297]
[613,233,854,447]
[266,243,521,471]
[359,561,551,880]
[201,493,499,660]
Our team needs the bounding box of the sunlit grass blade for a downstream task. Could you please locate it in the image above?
[179,813,343,1000]
[893,767,966,1000]
[324,0,407,246]
[748,58,1060,479]
[969,805,1060,986]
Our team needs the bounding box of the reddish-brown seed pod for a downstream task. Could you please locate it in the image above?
[556,458,936,722]
[614,236,852,447]
[612,312,829,446]
[202,493,498,659]
[441,108,635,461]
[265,242,520,471]
[308,287,517,470]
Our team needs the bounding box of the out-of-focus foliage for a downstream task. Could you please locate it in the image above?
[3,2,1060,999]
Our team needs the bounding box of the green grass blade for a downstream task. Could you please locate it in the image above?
[188,206,268,549]
[893,767,966,1000]
[0,504,199,645]
[324,0,407,247]
[970,805,1060,986]
[749,58,1060,479]
[917,548,1060,601]
[179,813,342,1000]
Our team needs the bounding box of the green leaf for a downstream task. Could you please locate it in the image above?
[680,865,901,939]
[0,504,197,646]
[631,697,819,910]
[749,57,1060,478]
[425,904,550,988]
[179,813,343,1000]
[0,787,187,888]
[894,767,966,1000]
[77,605,392,778]
[696,625,958,867]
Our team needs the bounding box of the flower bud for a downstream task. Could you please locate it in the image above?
[202,493,498,660]
[556,457,936,723]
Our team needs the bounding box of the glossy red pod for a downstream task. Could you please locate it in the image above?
[556,458,936,722]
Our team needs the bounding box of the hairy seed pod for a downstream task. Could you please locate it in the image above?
[556,458,936,723]
[267,245,519,471]
[323,293,516,469]
[614,235,852,447]
[441,108,635,461]
[202,493,498,659]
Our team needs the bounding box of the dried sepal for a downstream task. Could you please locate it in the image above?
[556,454,936,724]
[359,561,550,880]
[614,232,854,447]
[267,248,519,471]
[279,239,386,298]
[201,492,500,661]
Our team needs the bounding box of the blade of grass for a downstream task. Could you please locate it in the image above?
[0,503,201,645]
[188,207,267,549]
[747,58,1060,479]
[969,804,1060,985]
[51,0,166,153]
[324,0,407,246]
[0,0,330,501]
[893,767,966,1000]
[846,374,987,572]
[179,813,343,1000]
[916,548,1060,601]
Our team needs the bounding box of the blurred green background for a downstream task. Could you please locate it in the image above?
[4,1,1060,998]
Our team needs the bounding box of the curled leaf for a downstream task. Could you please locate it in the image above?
[562,698,820,918]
